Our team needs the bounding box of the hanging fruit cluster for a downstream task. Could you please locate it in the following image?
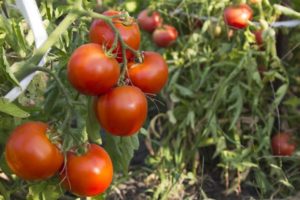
[4,9,169,197]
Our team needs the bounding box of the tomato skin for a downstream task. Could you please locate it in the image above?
[89,10,141,63]
[271,133,296,156]
[62,144,113,197]
[67,43,120,96]
[95,86,148,136]
[254,30,263,46]
[128,51,168,94]
[152,25,178,47]
[5,122,63,180]
[137,9,163,32]
[224,4,253,29]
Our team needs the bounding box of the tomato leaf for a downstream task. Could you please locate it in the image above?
[0,48,20,86]
[0,98,30,118]
[86,97,101,144]
[104,133,139,173]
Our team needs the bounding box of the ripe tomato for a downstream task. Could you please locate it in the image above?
[95,86,148,136]
[152,25,178,47]
[67,43,120,96]
[90,10,141,63]
[254,30,263,47]
[271,133,296,156]
[128,51,168,94]
[62,144,113,197]
[224,4,253,29]
[137,9,163,32]
[5,122,63,180]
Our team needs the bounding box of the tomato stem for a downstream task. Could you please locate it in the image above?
[32,67,73,107]
[11,10,80,81]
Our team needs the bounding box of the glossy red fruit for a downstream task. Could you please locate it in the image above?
[5,122,63,180]
[137,9,163,32]
[62,144,113,197]
[224,4,253,29]
[67,43,120,96]
[152,25,178,47]
[128,51,168,94]
[95,86,148,136]
[271,133,296,156]
[90,10,141,63]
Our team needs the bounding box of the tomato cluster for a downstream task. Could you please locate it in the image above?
[137,9,178,48]
[5,10,169,198]
[68,10,169,137]
[5,122,113,197]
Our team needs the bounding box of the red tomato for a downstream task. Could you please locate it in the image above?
[271,133,296,156]
[5,122,63,180]
[128,51,168,94]
[152,25,178,47]
[90,10,141,63]
[224,4,253,29]
[61,144,113,197]
[137,9,163,32]
[95,86,148,136]
[67,43,120,96]
[254,30,263,46]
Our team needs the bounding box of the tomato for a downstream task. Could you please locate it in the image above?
[271,133,296,156]
[224,4,253,29]
[61,144,113,197]
[254,30,264,48]
[137,9,163,32]
[5,122,63,180]
[128,51,168,94]
[67,43,120,96]
[95,86,148,136]
[90,10,141,63]
[152,25,178,47]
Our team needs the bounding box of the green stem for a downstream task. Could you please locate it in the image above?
[32,67,73,107]
[12,10,80,80]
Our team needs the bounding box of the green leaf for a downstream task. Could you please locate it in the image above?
[104,134,139,173]
[0,98,30,118]
[86,97,101,144]
[0,48,20,86]
[274,4,300,18]
[27,182,63,200]
[274,83,288,106]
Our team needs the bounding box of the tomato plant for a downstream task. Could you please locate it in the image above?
[95,86,148,136]
[152,25,178,47]
[223,4,253,29]
[128,51,168,94]
[67,43,120,96]
[271,133,296,156]
[61,144,113,197]
[5,121,63,180]
[137,9,163,32]
[1,0,300,199]
[90,10,141,63]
